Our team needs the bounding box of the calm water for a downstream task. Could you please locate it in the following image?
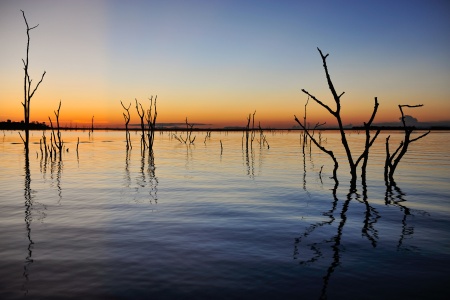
[1,130,449,299]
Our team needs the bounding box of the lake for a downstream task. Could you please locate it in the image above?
[1,129,449,299]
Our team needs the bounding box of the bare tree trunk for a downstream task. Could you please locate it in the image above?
[120,100,132,150]
[385,104,430,183]
[301,48,380,190]
[135,99,147,151]
[355,98,380,183]
[145,95,158,151]
[302,96,309,152]
[294,115,339,185]
[48,101,64,159]
[19,10,46,152]
[245,113,251,150]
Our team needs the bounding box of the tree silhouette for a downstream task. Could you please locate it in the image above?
[19,10,46,152]
[298,48,380,189]
[384,104,430,183]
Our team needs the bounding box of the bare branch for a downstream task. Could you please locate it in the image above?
[19,132,25,144]
[313,122,327,130]
[295,115,338,181]
[301,89,335,116]
[399,104,424,108]
[317,47,342,106]
[367,97,379,126]
[120,100,131,111]
[410,130,430,143]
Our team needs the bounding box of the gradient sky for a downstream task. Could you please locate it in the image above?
[1,0,449,128]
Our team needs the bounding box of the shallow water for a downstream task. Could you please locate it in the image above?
[1,130,449,299]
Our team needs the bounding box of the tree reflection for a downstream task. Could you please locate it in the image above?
[358,183,380,248]
[242,138,255,178]
[384,181,429,251]
[22,150,33,296]
[39,142,63,204]
[294,180,423,299]
[132,148,158,204]
[147,150,158,204]
[319,190,351,300]
[124,147,131,189]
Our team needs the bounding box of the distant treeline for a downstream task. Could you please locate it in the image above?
[352,125,450,131]
[2,120,449,131]
[0,120,49,130]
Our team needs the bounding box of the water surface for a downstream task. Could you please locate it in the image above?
[1,130,449,299]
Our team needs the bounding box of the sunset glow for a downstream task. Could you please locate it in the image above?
[1,0,449,128]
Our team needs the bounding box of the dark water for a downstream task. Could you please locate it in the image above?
[1,130,449,299]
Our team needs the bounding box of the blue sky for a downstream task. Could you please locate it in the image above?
[1,0,449,127]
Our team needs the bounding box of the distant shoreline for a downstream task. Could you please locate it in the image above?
[2,119,449,131]
[1,126,448,132]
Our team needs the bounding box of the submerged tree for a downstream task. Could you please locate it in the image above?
[135,99,147,150]
[48,100,64,158]
[173,118,196,144]
[384,104,430,184]
[146,95,158,151]
[135,96,158,152]
[298,48,380,189]
[120,100,132,150]
[19,10,46,151]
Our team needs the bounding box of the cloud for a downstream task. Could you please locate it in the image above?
[400,115,418,125]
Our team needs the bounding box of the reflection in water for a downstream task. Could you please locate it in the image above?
[319,191,351,300]
[242,131,270,179]
[54,159,63,204]
[147,150,158,204]
[242,140,255,178]
[25,148,52,295]
[293,185,339,265]
[124,148,131,189]
[384,181,429,251]
[40,147,64,204]
[23,151,33,296]
[132,149,158,204]
[295,181,426,299]
[358,183,380,248]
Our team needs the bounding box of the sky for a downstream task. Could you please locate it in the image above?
[1,0,449,128]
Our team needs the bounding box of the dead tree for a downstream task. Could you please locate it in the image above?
[173,118,196,144]
[356,98,380,182]
[48,100,64,157]
[135,98,147,150]
[243,113,251,150]
[302,96,310,150]
[251,110,256,145]
[242,111,256,150]
[120,100,132,150]
[19,10,46,151]
[301,48,380,189]
[384,104,430,183]
[294,116,339,184]
[258,122,270,149]
[145,95,158,151]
